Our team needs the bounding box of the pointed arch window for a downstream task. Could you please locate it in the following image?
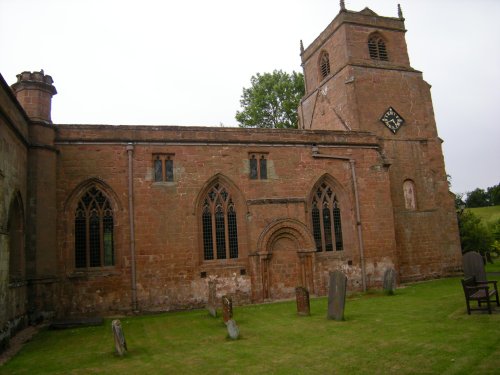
[368,34,388,61]
[74,186,114,268]
[202,183,239,260]
[319,51,331,79]
[311,182,343,252]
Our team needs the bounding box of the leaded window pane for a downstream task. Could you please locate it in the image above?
[89,212,101,267]
[250,157,258,179]
[202,206,213,260]
[312,203,322,251]
[260,157,267,180]
[215,206,226,259]
[333,202,343,251]
[228,206,238,258]
[323,205,333,251]
[165,159,174,182]
[103,214,114,266]
[154,159,162,182]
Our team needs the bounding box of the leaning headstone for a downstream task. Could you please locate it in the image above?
[111,319,127,356]
[327,270,347,321]
[383,268,396,295]
[225,319,240,340]
[295,286,310,316]
[462,251,487,282]
[222,295,233,323]
[207,280,217,317]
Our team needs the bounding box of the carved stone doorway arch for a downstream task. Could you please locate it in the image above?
[256,218,316,300]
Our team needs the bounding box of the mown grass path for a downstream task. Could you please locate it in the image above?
[1,277,499,374]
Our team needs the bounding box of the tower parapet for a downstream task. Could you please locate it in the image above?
[11,70,57,123]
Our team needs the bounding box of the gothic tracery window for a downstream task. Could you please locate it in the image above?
[312,182,343,252]
[74,186,114,268]
[319,51,331,79]
[202,183,238,260]
[368,34,388,61]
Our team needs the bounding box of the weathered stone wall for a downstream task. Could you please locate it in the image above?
[53,126,399,314]
[0,75,30,350]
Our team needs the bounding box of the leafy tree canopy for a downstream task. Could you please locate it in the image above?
[458,210,494,254]
[465,182,500,207]
[236,70,305,129]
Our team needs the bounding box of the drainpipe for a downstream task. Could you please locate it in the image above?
[126,143,138,311]
[311,146,367,292]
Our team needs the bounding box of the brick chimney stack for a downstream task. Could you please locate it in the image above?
[11,70,57,123]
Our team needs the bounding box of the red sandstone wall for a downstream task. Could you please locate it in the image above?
[54,126,399,314]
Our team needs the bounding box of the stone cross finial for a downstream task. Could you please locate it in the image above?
[398,4,404,19]
[300,40,304,54]
[340,0,346,11]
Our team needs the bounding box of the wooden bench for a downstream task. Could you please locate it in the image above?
[461,276,499,314]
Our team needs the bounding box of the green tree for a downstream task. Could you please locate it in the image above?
[486,183,500,205]
[465,188,489,207]
[236,70,305,129]
[458,210,494,254]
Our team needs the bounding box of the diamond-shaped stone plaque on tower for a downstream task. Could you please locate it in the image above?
[380,107,405,134]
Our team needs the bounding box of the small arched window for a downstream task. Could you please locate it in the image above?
[74,186,114,268]
[368,34,388,61]
[202,183,238,260]
[311,182,343,252]
[319,51,331,79]
[403,180,417,210]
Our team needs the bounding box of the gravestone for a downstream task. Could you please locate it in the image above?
[111,319,127,356]
[225,319,240,340]
[462,251,487,282]
[327,270,347,321]
[295,287,310,316]
[207,280,217,317]
[383,268,396,295]
[222,295,233,323]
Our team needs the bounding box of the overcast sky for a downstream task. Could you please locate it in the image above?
[1,0,499,194]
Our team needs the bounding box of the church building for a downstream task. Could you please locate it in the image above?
[0,4,461,349]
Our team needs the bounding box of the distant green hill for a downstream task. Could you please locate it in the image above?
[467,205,500,224]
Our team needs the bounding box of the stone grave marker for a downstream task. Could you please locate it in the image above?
[383,268,396,295]
[226,319,240,340]
[207,280,217,317]
[462,251,487,282]
[295,286,310,316]
[222,295,233,323]
[327,270,347,321]
[111,319,127,356]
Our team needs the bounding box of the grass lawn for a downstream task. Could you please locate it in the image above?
[468,205,500,225]
[486,259,500,273]
[1,277,499,375]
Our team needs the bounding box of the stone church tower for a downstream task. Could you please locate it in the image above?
[298,5,461,280]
